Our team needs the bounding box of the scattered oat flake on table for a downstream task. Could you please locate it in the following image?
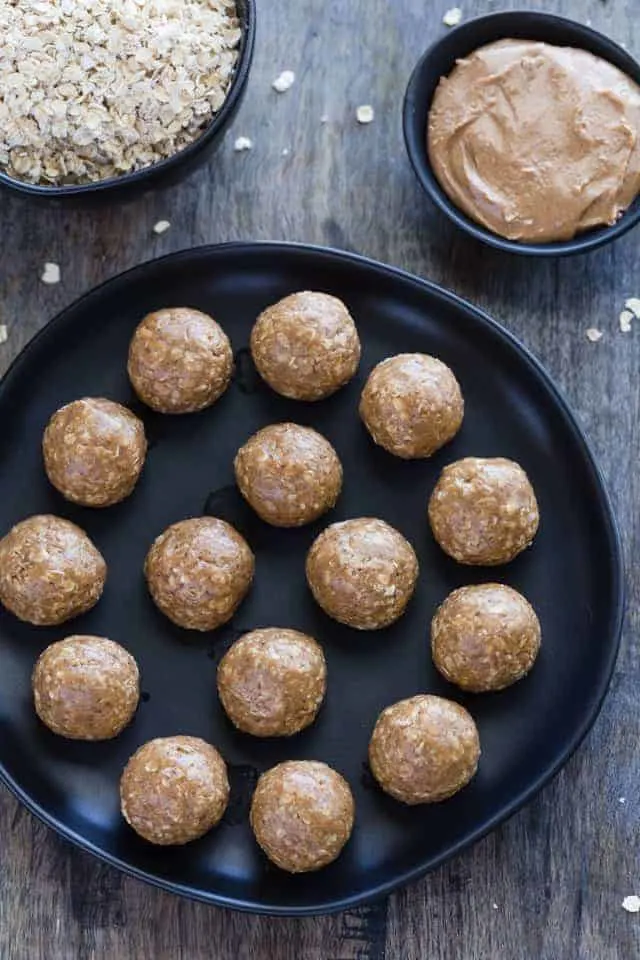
[320,114,329,124]
[272,71,295,93]
[234,136,253,152]
[443,7,463,27]
[282,148,290,157]
[41,262,60,285]
[0,325,7,345]
[153,220,171,236]
[356,105,375,124]
[622,896,640,913]
[492,903,499,910]
[619,797,627,804]
[620,310,634,333]
[585,327,603,342]
[625,298,640,318]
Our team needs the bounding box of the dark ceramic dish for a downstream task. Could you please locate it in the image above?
[0,244,624,914]
[403,11,640,257]
[0,0,255,203]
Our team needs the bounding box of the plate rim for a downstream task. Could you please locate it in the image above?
[0,241,625,916]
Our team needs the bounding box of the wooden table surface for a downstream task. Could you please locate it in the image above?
[0,1,638,957]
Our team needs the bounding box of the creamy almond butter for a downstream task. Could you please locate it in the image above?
[428,40,640,243]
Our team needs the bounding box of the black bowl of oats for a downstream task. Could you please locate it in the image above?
[0,0,255,200]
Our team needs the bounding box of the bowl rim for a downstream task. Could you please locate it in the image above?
[402,10,640,257]
[0,0,256,198]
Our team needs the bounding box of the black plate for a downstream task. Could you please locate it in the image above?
[403,12,640,257]
[0,243,623,915]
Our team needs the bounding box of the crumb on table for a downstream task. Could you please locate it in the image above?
[41,262,61,285]
[356,105,375,124]
[585,328,603,343]
[272,71,295,93]
[620,310,634,333]
[622,895,640,913]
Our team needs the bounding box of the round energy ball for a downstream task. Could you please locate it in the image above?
[127,307,233,414]
[250,760,355,872]
[428,457,539,565]
[43,397,147,507]
[431,583,541,692]
[144,517,254,631]
[250,291,361,401]
[217,628,327,737]
[0,515,106,626]
[306,518,419,630]
[120,736,229,845]
[369,694,480,804]
[32,635,140,740]
[234,423,343,527]
[359,353,464,459]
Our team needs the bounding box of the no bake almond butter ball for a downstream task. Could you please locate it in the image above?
[128,307,233,414]
[306,518,419,630]
[234,422,343,527]
[32,635,139,740]
[43,397,147,507]
[369,694,480,804]
[144,517,254,631]
[120,736,229,845]
[359,353,464,459]
[250,760,355,872]
[217,628,327,737]
[250,292,361,401]
[431,583,541,692]
[428,457,539,565]
[0,515,106,626]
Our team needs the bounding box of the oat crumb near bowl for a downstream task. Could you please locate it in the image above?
[272,71,295,93]
[625,298,640,318]
[586,327,603,343]
[153,220,171,236]
[0,325,7,345]
[234,136,253,152]
[620,310,634,333]
[41,262,61,285]
[622,896,640,913]
[356,105,375,124]
[443,7,463,27]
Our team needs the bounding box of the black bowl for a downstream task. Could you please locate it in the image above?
[403,11,640,257]
[0,0,255,204]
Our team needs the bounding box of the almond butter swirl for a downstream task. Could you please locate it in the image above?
[428,40,640,242]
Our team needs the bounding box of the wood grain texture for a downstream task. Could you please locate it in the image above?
[0,0,638,957]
